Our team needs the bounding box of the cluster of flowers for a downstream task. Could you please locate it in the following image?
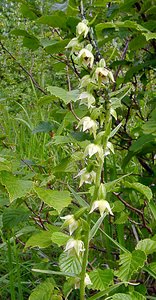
[61,19,114,289]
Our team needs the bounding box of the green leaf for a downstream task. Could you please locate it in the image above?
[20,4,40,20]
[51,232,70,247]
[68,186,89,207]
[149,200,156,221]
[111,294,132,300]
[89,268,113,291]
[25,231,53,249]
[34,187,72,213]
[52,157,77,173]
[115,250,146,281]
[124,181,152,201]
[47,86,78,104]
[0,171,33,202]
[32,121,55,133]
[59,252,82,275]
[45,39,70,54]
[143,32,156,41]
[29,277,55,300]
[115,212,128,224]
[136,239,156,255]
[89,214,106,240]
[37,14,67,30]
[23,36,40,50]
[2,207,29,228]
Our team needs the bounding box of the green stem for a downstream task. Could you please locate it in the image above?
[7,236,16,300]
[80,159,103,299]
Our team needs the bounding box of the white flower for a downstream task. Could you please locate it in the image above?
[61,214,79,235]
[78,116,97,138]
[78,48,94,68]
[75,167,96,187]
[76,20,89,38]
[84,143,104,160]
[66,37,80,52]
[65,238,85,256]
[89,200,114,216]
[85,273,92,286]
[79,92,95,108]
[74,273,92,289]
[95,67,115,85]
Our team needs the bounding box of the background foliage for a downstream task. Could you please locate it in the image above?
[0,0,156,299]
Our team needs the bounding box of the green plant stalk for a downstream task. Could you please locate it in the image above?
[13,237,24,300]
[80,159,104,299]
[7,236,16,300]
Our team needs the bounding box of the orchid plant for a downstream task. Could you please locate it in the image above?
[60,19,117,299]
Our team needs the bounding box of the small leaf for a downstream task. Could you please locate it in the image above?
[2,207,29,228]
[32,121,55,133]
[59,252,82,275]
[25,231,52,249]
[51,232,70,247]
[111,294,132,300]
[0,171,33,202]
[47,86,70,104]
[29,277,55,300]
[34,187,72,213]
[115,212,128,224]
[89,268,113,291]
[115,250,146,282]
[136,239,156,255]
[89,214,106,240]
[45,39,70,54]
[124,181,152,201]
[37,14,67,30]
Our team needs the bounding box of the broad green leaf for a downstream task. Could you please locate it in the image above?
[88,282,127,300]
[23,36,40,50]
[32,121,55,133]
[115,250,146,281]
[129,134,156,153]
[0,157,12,171]
[111,294,132,300]
[124,181,152,201]
[89,268,113,291]
[113,201,125,213]
[143,32,156,41]
[0,171,33,202]
[51,232,70,246]
[2,207,29,228]
[115,212,128,224]
[29,277,55,300]
[20,3,40,20]
[45,39,70,54]
[37,14,67,30]
[34,187,72,213]
[47,86,78,104]
[149,200,156,221]
[52,157,77,173]
[136,239,156,255]
[59,252,82,275]
[25,231,52,248]
[96,21,149,35]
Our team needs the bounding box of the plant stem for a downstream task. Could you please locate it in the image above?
[80,159,103,299]
[7,236,16,300]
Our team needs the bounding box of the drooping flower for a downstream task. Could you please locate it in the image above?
[65,238,85,256]
[78,48,94,68]
[61,214,79,235]
[75,167,96,187]
[89,200,114,216]
[76,20,89,38]
[77,116,97,138]
[95,67,115,86]
[79,92,95,108]
[66,37,80,52]
[74,273,92,289]
[84,143,104,160]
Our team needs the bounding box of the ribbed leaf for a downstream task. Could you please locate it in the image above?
[2,207,29,228]
[136,239,156,255]
[47,86,79,104]
[29,278,55,300]
[59,252,82,275]
[89,268,113,291]
[25,231,53,248]
[111,292,146,300]
[51,232,70,247]
[115,250,146,281]
[34,187,72,213]
[0,171,33,202]
[124,181,152,201]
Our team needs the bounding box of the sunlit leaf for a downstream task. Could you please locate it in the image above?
[89,268,113,291]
